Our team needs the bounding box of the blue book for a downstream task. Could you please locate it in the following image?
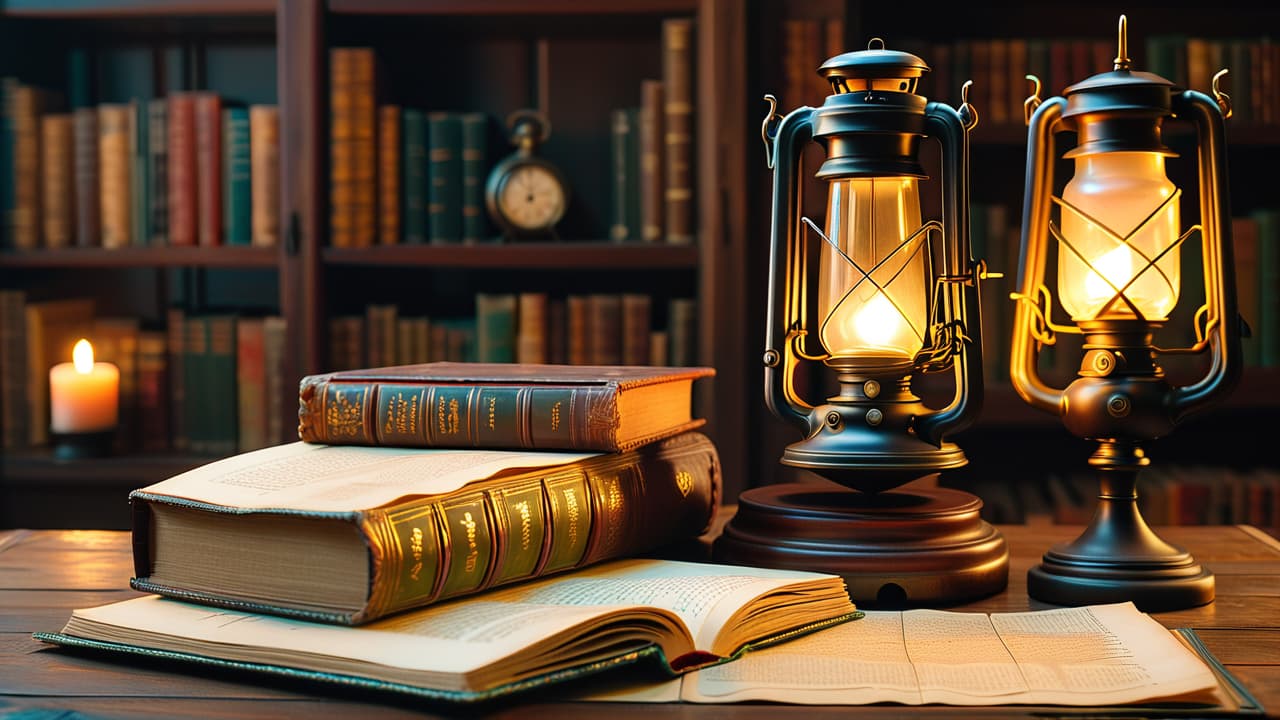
[222,107,252,246]
[401,109,427,244]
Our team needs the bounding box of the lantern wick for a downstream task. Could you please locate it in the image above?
[1114,15,1131,71]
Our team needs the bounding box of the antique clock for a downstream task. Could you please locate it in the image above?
[485,109,570,240]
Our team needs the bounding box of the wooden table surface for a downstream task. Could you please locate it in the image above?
[2,524,1278,718]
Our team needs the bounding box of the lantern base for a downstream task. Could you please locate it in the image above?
[714,480,1008,607]
[50,430,115,460]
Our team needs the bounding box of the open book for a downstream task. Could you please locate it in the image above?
[588,602,1257,712]
[36,559,857,703]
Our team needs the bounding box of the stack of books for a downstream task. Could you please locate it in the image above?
[36,362,860,702]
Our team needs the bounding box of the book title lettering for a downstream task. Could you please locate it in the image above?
[437,396,460,435]
[515,501,533,551]
[460,512,479,574]
[564,488,580,549]
[384,391,417,437]
[550,401,561,432]
[487,397,496,430]
[409,526,424,582]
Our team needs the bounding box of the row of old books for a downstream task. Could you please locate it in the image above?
[1032,466,1280,529]
[968,202,1280,386]
[776,30,1280,128]
[0,78,280,250]
[606,18,696,245]
[0,289,285,454]
[328,294,698,372]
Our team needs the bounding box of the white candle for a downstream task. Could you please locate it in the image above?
[49,339,119,434]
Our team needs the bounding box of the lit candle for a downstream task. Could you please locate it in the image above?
[49,339,119,434]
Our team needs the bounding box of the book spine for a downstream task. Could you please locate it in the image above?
[11,84,40,250]
[377,104,400,245]
[661,18,694,246]
[1256,210,1280,367]
[73,107,100,248]
[621,293,651,366]
[427,112,462,244]
[194,93,223,247]
[137,331,169,453]
[167,307,187,451]
[167,94,197,247]
[131,99,149,247]
[400,109,427,244]
[516,292,548,364]
[0,290,28,449]
[249,105,279,248]
[588,294,622,365]
[329,48,354,248]
[40,114,74,249]
[98,104,132,249]
[668,297,697,366]
[222,107,252,246]
[475,293,516,363]
[262,316,287,446]
[236,317,266,452]
[298,374,651,451]
[461,112,487,244]
[362,431,721,621]
[206,315,238,456]
[566,294,589,365]
[183,314,206,453]
[638,79,664,243]
[609,108,632,242]
[350,48,376,248]
[147,99,168,246]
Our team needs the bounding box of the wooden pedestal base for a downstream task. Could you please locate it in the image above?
[715,481,1008,607]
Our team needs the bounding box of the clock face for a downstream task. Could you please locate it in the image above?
[497,164,566,231]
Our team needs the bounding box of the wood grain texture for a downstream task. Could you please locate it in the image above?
[2,525,1276,718]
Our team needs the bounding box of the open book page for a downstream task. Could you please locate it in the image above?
[61,559,844,693]
[681,602,1218,706]
[134,441,595,512]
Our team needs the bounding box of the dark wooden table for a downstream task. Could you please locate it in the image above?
[3,524,1279,718]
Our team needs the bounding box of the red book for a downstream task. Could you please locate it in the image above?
[167,93,198,246]
[194,93,223,247]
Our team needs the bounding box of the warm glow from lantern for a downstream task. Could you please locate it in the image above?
[819,177,928,361]
[1059,152,1180,321]
[72,339,94,373]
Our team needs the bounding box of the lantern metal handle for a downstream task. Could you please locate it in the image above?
[1168,90,1242,422]
[1009,96,1070,416]
[914,100,982,446]
[762,104,817,433]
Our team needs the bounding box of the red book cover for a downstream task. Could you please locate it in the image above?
[167,94,198,246]
[194,93,223,247]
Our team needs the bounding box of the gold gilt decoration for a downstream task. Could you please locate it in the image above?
[676,470,694,497]
[326,388,365,438]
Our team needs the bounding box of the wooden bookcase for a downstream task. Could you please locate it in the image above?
[0,0,751,529]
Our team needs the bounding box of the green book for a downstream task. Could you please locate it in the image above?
[206,315,239,456]
[183,315,209,455]
[475,293,516,363]
[460,112,488,243]
[427,112,462,244]
[401,109,427,244]
[222,107,252,246]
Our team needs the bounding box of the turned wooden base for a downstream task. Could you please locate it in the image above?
[714,481,1009,607]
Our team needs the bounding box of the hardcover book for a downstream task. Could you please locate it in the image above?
[128,431,723,625]
[296,361,712,451]
[222,107,252,246]
[41,558,855,703]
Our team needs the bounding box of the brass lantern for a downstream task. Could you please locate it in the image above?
[1011,16,1241,611]
[715,40,1008,607]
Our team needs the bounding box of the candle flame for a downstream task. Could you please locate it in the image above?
[852,291,904,348]
[72,339,94,374]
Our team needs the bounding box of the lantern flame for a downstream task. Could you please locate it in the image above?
[852,291,904,348]
[72,339,95,374]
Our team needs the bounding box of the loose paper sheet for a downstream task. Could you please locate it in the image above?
[135,441,596,512]
[677,602,1218,706]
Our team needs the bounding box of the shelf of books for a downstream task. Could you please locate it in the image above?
[0,0,276,18]
[322,242,699,269]
[0,246,278,268]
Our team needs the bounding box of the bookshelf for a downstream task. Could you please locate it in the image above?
[745,0,1280,530]
[0,0,751,528]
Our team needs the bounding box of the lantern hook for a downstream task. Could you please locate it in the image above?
[761,94,783,169]
[958,80,978,131]
[1024,75,1042,127]
[1211,69,1233,119]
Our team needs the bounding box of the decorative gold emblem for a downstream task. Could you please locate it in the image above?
[326,389,364,438]
[675,470,694,497]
